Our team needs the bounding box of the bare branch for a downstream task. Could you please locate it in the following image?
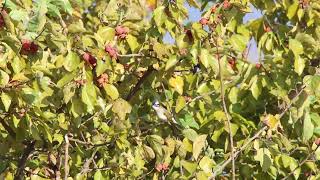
[126,65,155,101]
[281,146,320,180]
[14,141,36,180]
[64,134,70,180]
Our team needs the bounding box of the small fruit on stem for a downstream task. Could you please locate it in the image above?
[223,0,231,9]
[82,52,97,67]
[315,138,320,146]
[105,44,118,59]
[21,39,38,55]
[115,25,129,39]
[199,18,209,26]
[97,73,109,87]
[255,63,262,69]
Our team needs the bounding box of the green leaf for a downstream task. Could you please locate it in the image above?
[112,98,132,120]
[199,156,215,173]
[165,55,178,71]
[254,148,272,172]
[287,1,299,19]
[104,84,119,100]
[0,70,10,87]
[57,73,76,88]
[9,9,28,21]
[126,34,139,52]
[182,128,198,142]
[175,96,186,113]
[64,51,80,72]
[81,83,97,113]
[250,75,262,99]
[94,170,102,180]
[169,76,184,95]
[294,56,305,75]
[181,160,197,174]
[27,0,48,32]
[192,135,207,160]
[1,93,12,112]
[229,34,249,52]
[289,39,304,56]
[303,111,314,141]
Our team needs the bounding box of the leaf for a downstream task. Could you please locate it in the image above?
[287,1,299,19]
[1,93,11,112]
[95,59,110,77]
[104,84,119,100]
[303,111,314,141]
[179,114,200,129]
[182,128,198,142]
[199,156,215,173]
[27,0,48,32]
[254,148,272,172]
[289,39,304,56]
[181,160,197,174]
[94,170,102,180]
[142,145,155,160]
[64,51,80,72]
[165,55,178,71]
[192,135,207,160]
[57,73,76,88]
[175,96,186,113]
[153,6,166,29]
[81,83,97,113]
[229,34,249,52]
[0,70,9,86]
[187,0,200,8]
[250,75,262,99]
[294,55,305,75]
[263,114,280,130]
[126,34,139,52]
[169,76,184,95]
[112,98,132,120]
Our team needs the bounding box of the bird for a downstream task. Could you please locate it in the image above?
[152,100,178,124]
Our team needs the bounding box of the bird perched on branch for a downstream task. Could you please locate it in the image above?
[152,100,178,125]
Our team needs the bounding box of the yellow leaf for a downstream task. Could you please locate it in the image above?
[169,76,184,95]
[262,114,280,130]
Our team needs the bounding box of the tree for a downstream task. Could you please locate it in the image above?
[0,0,320,179]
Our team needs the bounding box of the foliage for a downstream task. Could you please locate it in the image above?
[0,0,320,179]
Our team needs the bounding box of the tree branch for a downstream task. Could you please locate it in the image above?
[63,134,70,180]
[14,141,36,180]
[281,145,320,180]
[216,37,235,180]
[0,117,16,138]
[210,84,307,179]
[126,65,155,101]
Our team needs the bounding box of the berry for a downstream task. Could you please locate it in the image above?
[21,40,38,55]
[82,52,97,67]
[115,26,129,39]
[185,29,193,42]
[155,163,169,173]
[0,14,4,28]
[255,63,262,69]
[97,73,109,87]
[105,45,118,59]
[223,0,231,9]
[211,4,218,13]
[263,24,272,32]
[199,18,209,25]
[315,138,320,146]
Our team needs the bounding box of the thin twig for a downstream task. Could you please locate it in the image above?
[63,134,70,180]
[216,37,235,180]
[80,150,98,174]
[126,65,155,101]
[14,141,36,180]
[281,146,320,180]
[117,53,144,58]
[0,117,16,138]
[210,84,307,179]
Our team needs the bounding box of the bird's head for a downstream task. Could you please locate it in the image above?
[152,100,161,110]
